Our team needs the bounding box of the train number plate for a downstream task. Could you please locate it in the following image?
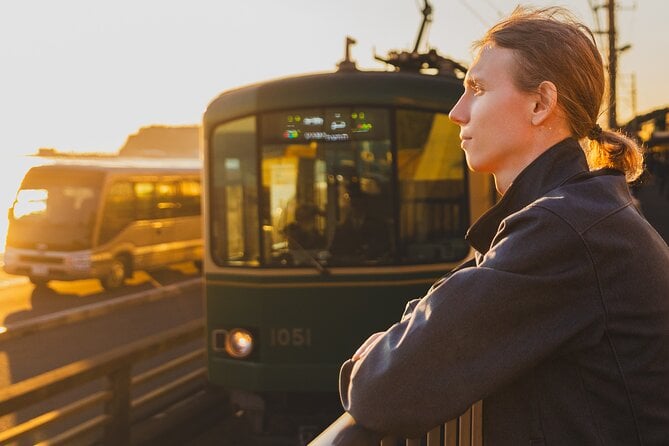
[270,328,312,347]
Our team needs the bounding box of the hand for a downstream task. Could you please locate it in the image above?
[352,332,385,361]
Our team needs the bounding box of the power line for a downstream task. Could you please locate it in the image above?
[457,0,490,28]
[482,0,504,18]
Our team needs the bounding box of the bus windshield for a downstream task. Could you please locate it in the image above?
[7,167,103,250]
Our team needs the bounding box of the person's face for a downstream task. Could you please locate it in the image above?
[449,45,537,180]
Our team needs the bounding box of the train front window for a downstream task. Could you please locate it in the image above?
[260,108,394,266]
[210,116,260,266]
[396,109,469,262]
[209,108,469,268]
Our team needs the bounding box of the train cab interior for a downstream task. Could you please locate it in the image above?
[209,106,470,269]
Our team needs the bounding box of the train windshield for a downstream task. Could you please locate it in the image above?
[210,107,469,267]
[7,167,103,250]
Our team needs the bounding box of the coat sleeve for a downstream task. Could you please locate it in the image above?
[400,258,476,322]
[339,206,605,437]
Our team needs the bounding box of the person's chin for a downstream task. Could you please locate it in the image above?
[463,151,479,171]
[464,155,494,175]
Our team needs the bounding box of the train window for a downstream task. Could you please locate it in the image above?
[260,108,394,266]
[210,116,260,266]
[396,109,469,263]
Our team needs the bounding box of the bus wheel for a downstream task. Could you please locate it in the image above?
[102,257,128,290]
[29,277,49,288]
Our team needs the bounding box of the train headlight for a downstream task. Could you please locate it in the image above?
[225,328,254,358]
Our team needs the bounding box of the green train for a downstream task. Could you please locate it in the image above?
[202,8,496,438]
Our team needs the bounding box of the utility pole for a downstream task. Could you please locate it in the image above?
[607,0,618,129]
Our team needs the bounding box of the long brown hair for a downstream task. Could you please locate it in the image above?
[476,6,643,182]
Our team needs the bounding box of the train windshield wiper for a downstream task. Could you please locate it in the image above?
[285,235,330,276]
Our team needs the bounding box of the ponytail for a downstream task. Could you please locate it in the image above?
[584,129,644,183]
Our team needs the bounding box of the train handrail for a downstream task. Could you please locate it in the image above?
[0,318,218,446]
[309,401,483,446]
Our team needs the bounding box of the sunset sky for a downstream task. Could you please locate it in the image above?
[1,0,667,157]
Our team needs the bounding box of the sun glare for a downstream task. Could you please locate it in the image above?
[12,189,48,220]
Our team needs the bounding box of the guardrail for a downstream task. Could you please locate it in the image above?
[1,277,482,444]
[0,277,202,342]
[0,318,226,445]
[309,402,482,446]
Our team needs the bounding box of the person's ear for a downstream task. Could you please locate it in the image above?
[531,81,558,126]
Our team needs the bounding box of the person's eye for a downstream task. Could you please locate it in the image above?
[472,83,484,96]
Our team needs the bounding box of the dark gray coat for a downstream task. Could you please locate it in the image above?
[340,138,669,444]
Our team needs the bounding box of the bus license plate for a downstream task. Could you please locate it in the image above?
[32,265,48,276]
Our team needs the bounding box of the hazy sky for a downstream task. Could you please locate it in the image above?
[1,0,667,156]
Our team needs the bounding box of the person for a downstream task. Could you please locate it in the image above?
[283,203,326,250]
[329,185,392,264]
[338,6,669,444]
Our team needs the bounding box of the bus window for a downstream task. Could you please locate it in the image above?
[12,189,48,219]
[7,168,102,250]
[210,116,259,266]
[134,181,155,220]
[179,179,201,217]
[99,181,134,244]
[155,181,179,218]
[396,109,469,263]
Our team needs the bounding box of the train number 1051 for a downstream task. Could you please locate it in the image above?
[269,328,312,347]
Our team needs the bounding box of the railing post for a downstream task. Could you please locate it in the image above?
[444,420,458,446]
[427,426,442,446]
[103,364,131,446]
[471,401,483,446]
[458,406,472,445]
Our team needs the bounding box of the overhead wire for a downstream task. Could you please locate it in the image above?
[457,0,490,28]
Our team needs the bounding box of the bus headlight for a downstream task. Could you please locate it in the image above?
[224,328,254,358]
[2,249,18,265]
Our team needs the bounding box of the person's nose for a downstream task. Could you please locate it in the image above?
[448,94,469,126]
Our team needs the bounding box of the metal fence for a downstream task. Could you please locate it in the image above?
[0,319,222,445]
[310,401,482,446]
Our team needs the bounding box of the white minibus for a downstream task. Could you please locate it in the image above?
[3,158,202,289]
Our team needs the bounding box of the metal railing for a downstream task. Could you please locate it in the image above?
[0,277,202,342]
[309,401,482,446]
[0,319,221,445]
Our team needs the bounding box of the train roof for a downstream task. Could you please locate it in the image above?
[203,69,464,130]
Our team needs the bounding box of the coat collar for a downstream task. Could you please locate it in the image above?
[466,138,590,254]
